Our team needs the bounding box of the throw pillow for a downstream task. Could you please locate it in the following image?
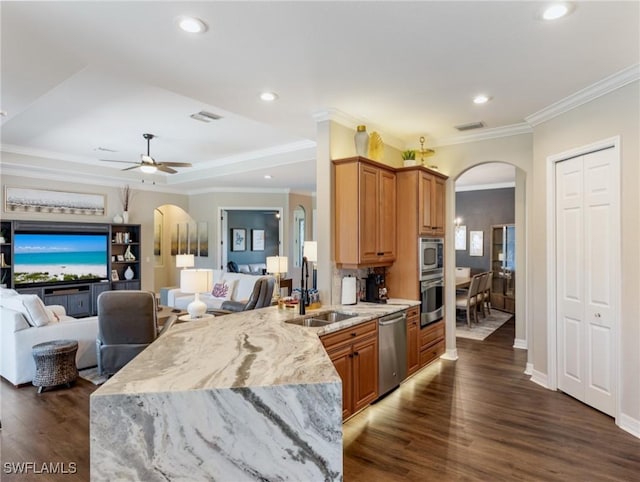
[211,279,236,301]
[3,294,51,327]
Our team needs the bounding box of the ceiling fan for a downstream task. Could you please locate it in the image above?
[100,133,192,174]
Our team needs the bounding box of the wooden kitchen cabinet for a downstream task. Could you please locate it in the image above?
[321,319,378,420]
[388,167,448,300]
[334,157,396,268]
[406,306,420,377]
[419,319,445,368]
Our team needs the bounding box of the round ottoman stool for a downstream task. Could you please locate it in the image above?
[32,339,79,394]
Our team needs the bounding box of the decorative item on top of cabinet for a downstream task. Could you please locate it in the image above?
[354,125,369,157]
[334,157,396,268]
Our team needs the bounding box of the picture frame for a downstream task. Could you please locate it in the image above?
[252,229,265,251]
[111,269,119,281]
[469,230,484,257]
[117,254,125,262]
[231,228,246,251]
[455,225,467,250]
[5,186,105,215]
[111,255,116,262]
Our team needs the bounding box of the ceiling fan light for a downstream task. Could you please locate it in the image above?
[140,165,157,174]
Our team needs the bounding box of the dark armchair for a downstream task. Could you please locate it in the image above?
[96,290,176,376]
[216,276,275,314]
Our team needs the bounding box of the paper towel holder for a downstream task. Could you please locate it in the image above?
[341,275,358,305]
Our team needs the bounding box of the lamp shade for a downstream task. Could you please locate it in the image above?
[176,254,195,269]
[303,241,317,262]
[266,256,288,274]
[180,269,213,293]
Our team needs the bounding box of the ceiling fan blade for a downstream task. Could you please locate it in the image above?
[157,165,177,174]
[158,162,193,167]
[99,159,138,164]
[121,165,140,171]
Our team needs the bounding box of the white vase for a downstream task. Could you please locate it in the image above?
[122,211,129,223]
[403,160,418,167]
[354,125,369,157]
[113,214,123,224]
[124,266,134,280]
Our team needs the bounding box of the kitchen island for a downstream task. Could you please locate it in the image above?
[90,300,418,481]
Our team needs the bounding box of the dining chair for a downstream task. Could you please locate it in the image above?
[481,271,493,315]
[476,272,490,318]
[455,274,483,327]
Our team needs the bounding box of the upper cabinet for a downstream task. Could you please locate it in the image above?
[334,157,396,268]
[419,170,446,237]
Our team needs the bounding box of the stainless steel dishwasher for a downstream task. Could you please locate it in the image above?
[378,311,407,397]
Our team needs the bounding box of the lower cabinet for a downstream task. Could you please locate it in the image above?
[419,319,445,367]
[321,320,378,420]
[406,306,420,376]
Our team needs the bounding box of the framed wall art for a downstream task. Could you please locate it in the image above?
[5,186,105,215]
[469,230,484,257]
[455,225,467,250]
[252,229,265,251]
[231,228,246,251]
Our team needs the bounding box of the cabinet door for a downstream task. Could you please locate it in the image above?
[432,176,446,236]
[418,171,434,235]
[352,335,378,412]
[67,293,91,317]
[328,344,353,420]
[359,164,380,263]
[377,169,396,261]
[407,315,420,376]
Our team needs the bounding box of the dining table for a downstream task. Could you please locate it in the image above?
[455,276,471,289]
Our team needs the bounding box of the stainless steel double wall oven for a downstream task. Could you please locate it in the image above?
[419,238,444,328]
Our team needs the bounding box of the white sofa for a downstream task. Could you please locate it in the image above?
[0,289,98,386]
[236,263,267,275]
[167,269,272,311]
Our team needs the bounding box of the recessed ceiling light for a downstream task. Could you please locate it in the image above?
[264,174,273,179]
[473,94,491,104]
[177,16,208,34]
[542,3,571,20]
[260,92,278,102]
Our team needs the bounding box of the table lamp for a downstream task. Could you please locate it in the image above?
[180,269,213,318]
[266,256,289,299]
[176,254,195,269]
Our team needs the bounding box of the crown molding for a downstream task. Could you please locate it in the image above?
[433,122,532,147]
[186,186,292,196]
[313,108,405,150]
[525,64,640,126]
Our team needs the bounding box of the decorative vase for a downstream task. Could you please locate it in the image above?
[403,160,418,167]
[124,266,134,280]
[122,211,129,223]
[354,125,369,157]
[113,214,123,224]
[124,245,136,261]
[0,253,6,267]
[0,236,5,244]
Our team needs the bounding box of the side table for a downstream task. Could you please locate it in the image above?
[32,339,78,394]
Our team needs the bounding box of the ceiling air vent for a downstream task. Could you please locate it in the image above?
[190,110,223,123]
[455,121,485,132]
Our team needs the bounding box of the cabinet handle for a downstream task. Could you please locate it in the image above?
[348,354,354,358]
[377,252,384,256]
[353,351,359,356]
[351,332,357,337]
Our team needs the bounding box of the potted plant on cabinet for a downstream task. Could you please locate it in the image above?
[402,150,417,167]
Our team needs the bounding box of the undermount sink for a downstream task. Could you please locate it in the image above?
[286,311,357,328]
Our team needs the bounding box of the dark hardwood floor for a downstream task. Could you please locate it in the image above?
[344,318,640,481]
[1,318,638,481]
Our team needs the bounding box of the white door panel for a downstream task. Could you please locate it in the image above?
[556,147,617,417]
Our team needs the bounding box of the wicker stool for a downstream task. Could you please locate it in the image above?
[32,340,79,394]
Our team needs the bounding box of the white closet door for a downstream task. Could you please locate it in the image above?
[556,147,617,416]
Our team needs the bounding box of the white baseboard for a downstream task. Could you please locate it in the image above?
[618,413,640,439]
[441,348,458,361]
[530,369,550,389]
[513,338,527,350]
[524,362,533,376]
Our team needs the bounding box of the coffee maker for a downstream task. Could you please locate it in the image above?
[365,270,388,303]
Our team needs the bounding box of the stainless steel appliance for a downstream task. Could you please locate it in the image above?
[420,237,444,278]
[378,311,407,396]
[420,271,444,328]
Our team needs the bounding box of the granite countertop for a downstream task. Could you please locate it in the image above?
[92,298,420,397]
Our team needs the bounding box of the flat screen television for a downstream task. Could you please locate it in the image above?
[13,233,109,287]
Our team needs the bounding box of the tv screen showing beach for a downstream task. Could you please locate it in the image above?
[14,233,108,286]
